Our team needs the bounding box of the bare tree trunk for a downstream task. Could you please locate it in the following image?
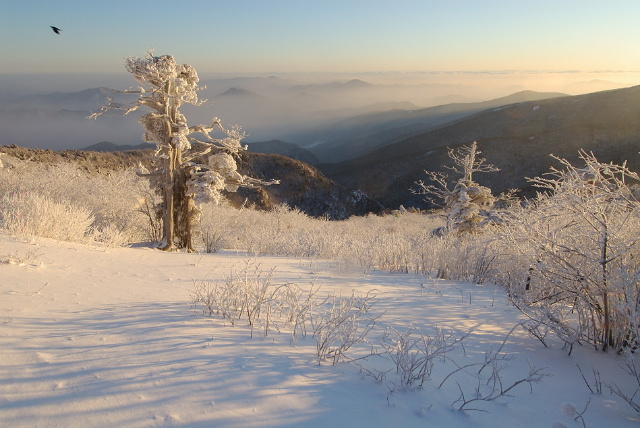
[160,147,176,251]
[464,141,477,182]
[601,223,612,351]
[603,291,611,351]
[173,166,195,252]
[159,105,177,250]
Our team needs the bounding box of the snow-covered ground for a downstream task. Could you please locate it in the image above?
[1,232,638,428]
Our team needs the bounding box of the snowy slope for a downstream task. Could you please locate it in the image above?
[1,232,638,428]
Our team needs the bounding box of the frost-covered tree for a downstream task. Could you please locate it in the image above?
[414,141,500,234]
[90,50,277,251]
[503,151,640,352]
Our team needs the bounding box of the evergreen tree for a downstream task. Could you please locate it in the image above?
[415,141,499,233]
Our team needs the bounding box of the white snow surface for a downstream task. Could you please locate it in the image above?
[1,232,638,428]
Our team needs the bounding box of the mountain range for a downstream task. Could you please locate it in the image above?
[74,84,640,213]
[0,144,379,220]
[83,141,155,152]
[291,90,567,163]
[0,74,632,151]
[316,85,640,209]
[2,77,639,215]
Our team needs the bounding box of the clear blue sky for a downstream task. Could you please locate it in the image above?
[1,0,639,74]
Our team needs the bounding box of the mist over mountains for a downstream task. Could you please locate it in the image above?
[0,87,141,149]
[318,85,640,209]
[0,73,629,151]
[297,90,567,163]
[1,73,639,213]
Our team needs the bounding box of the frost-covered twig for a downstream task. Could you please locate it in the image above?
[607,351,640,412]
[191,266,380,365]
[561,399,591,428]
[453,358,547,412]
[381,325,468,389]
[311,290,379,365]
[576,363,603,395]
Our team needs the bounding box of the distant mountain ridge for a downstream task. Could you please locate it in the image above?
[0,73,630,151]
[290,78,373,93]
[3,78,638,214]
[246,140,319,164]
[0,144,378,219]
[3,87,135,111]
[215,87,263,98]
[82,141,155,152]
[318,85,640,209]
[298,90,568,163]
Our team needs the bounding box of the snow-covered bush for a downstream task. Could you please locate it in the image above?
[311,290,378,365]
[195,202,483,276]
[379,325,464,389]
[191,262,378,364]
[0,158,155,243]
[500,151,640,352]
[196,201,245,253]
[0,152,499,281]
[0,191,93,242]
[191,262,276,333]
[418,232,504,283]
[0,246,42,267]
[414,141,502,234]
[91,223,130,248]
[191,261,324,339]
[133,180,164,242]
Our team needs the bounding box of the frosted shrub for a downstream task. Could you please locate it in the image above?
[337,215,416,273]
[345,213,503,279]
[0,191,93,242]
[0,158,155,243]
[451,353,547,412]
[414,142,501,235]
[0,245,42,266]
[201,203,344,259]
[299,211,440,273]
[191,263,275,331]
[196,205,447,274]
[197,201,244,253]
[609,351,640,413]
[84,169,156,242]
[191,262,324,339]
[311,290,378,364]
[434,323,548,412]
[191,263,378,364]
[500,152,640,352]
[134,182,163,242]
[408,229,503,283]
[380,326,464,389]
[356,322,547,409]
[91,223,130,248]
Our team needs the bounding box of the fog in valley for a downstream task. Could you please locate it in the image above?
[1,70,637,153]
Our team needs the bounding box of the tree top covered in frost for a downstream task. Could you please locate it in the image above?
[125,52,200,102]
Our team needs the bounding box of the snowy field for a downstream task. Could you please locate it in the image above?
[1,232,638,428]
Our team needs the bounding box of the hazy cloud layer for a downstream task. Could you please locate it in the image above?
[0,71,635,151]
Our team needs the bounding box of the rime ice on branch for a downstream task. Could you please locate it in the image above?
[90,50,277,251]
[414,141,501,234]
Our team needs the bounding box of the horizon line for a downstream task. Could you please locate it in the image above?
[2,69,640,76]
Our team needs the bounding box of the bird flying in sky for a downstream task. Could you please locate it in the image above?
[50,26,61,34]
